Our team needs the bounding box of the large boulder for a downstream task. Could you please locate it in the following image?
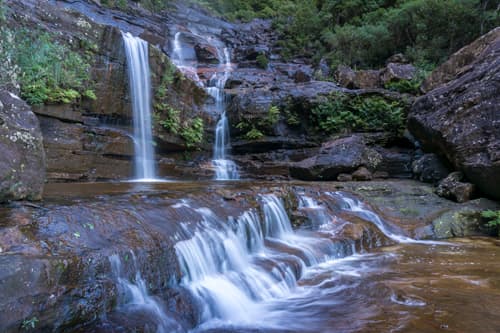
[408,27,500,200]
[0,91,45,201]
[290,135,382,180]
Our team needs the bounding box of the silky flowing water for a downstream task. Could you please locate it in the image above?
[43,182,500,333]
[122,32,157,181]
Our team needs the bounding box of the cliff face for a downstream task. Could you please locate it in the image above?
[409,28,500,200]
[1,0,497,188]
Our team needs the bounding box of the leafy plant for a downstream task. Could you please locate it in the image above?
[482,210,500,236]
[256,53,269,69]
[156,105,181,134]
[244,127,264,140]
[21,317,39,330]
[180,117,204,148]
[311,92,406,134]
[5,30,96,105]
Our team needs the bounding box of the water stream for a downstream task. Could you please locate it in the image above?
[170,31,239,180]
[122,32,157,181]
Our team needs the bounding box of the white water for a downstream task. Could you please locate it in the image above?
[171,32,203,86]
[122,32,157,181]
[210,48,239,180]
[109,253,182,333]
[174,194,351,328]
[170,31,239,180]
[328,191,452,245]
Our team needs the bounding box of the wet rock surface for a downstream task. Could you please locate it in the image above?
[0,90,45,201]
[0,180,498,332]
[408,27,500,200]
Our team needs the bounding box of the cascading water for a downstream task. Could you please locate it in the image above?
[122,32,157,181]
[109,253,182,333]
[173,194,352,330]
[170,30,239,180]
[210,48,239,180]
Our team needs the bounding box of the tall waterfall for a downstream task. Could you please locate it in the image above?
[210,48,239,180]
[122,32,157,180]
[170,31,239,180]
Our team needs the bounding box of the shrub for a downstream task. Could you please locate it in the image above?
[244,127,264,140]
[5,30,95,105]
[256,53,269,69]
[482,210,500,236]
[311,92,406,134]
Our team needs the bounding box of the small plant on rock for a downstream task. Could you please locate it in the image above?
[481,210,500,237]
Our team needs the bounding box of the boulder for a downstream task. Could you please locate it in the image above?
[386,53,410,64]
[352,167,372,181]
[334,65,356,88]
[0,90,45,201]
[408,28,500,199]
[412,153,449,183]
[290,135,382,181]
[381,63,416,85]
[436,172,475,203]
[353,69,381,89]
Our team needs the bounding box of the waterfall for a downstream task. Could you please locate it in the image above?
[109,253,182,333]
[174,194,344,327]
[210,48,239,180]
[122,32,157,181]
[170,31,239,180]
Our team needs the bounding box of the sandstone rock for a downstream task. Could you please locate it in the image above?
[352,167,372,181]
[412,153,449,183]
[381,63,416,85]
[290,135,382,181]
[408,28,500,199]
[0,90,45,201]
[436,172,475,203]
[334,65,356,88]
[432,198,500,238]
[353,69,381,89]
[337,173,353,181]
[386,53,410,64]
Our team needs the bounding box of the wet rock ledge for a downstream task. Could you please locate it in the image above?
[0,180,498,332]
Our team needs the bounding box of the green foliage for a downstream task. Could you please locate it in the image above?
[244,127,264,140]
[265,105,280,126]
[482,210,500,236]
[482,210,500,226]
[0,30,95,105]
[156,105,181,134]
[180,117,204,148]
[256,53,269,69]
[311,92,406,134]
[197,0,499,69]
[21,317,39,330]
[284,107,300,126]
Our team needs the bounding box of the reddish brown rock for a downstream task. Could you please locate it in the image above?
[0,90,45,201]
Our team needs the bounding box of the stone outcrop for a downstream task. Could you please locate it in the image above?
[436,171,476,203]
[290,135,382,180]
[0,90,45,201]
[408,27,500,199]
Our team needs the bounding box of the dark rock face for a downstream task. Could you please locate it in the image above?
[0,91,45,201]
[290,135,382,181]
[412,153,450,183]
[408,27,500,199]
[436,171,476,203]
